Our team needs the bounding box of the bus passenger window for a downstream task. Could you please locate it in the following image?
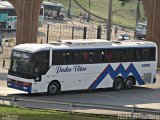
[89,51,94,63]
[101,51,105,62]
[134,49,141,61]
[83,52,88,63]
[149,48,155,61]
[122,49,134,62]
[106,51,111,62]
[141,49,149,61]
[52,53,55,64]
[70,52,76,64]
[63,52,70,64]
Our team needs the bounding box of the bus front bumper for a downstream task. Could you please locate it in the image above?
[7,80,32,93]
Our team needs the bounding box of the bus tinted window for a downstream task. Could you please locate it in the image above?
[7,9,16,16]
[93,50,102,63]
[51,47,156,65]
[54,52,64,65]
[134,49,141,61]
[123,49,134,62]
[63,52,70,64]
[149,48,156,61]
[82,51,88,64]
[141,48,149,61]
[0,9,16,16]
[88,51,94,63]
[111,49,122,62]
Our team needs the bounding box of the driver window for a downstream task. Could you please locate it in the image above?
[35,62,39,74]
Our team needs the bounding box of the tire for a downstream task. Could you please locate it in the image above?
[113,77,124,91]
[124,77,134,89]
[48,82,60,95]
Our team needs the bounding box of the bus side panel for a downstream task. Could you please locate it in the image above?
[133,61,157,85]
[46,64,108,91]
[42,61,156,92]
[94,63,130,89]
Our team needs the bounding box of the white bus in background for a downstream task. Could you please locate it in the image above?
[42,1,67,20]
[0,1,44,30]
[136,22,147,39]
[7,39,157,94]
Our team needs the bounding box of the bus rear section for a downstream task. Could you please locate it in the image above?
[7,40,157,94]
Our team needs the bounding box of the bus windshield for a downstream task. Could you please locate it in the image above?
[10,59,33,74]
[9,51,34,79]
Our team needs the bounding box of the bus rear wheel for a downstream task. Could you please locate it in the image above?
[113,77,124,91]
[48,82,60,95]
[124,77,134,89]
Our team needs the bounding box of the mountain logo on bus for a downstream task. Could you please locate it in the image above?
[89,63,145,89]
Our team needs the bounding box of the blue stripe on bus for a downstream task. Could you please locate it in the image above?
[88,63,145,89]
[7,82,32,93]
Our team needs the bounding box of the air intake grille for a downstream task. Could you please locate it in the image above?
[143,73,152,84]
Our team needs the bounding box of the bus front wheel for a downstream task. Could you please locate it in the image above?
[113,77,124,91]
[48,82,60,95]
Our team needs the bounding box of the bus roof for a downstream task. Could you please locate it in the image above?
[13,39,157,53]
[0,1,43,9]
[0,1,14,9]
[42,1,64,7]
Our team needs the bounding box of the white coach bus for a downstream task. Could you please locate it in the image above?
[7,40,157,94]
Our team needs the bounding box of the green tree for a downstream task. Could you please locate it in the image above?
[120,0,141,26]
[136,0,141,26]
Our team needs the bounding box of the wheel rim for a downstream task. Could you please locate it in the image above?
[115,81,122,90]
[49,85,57,94]
[126,80,132,87]
[125,78,133,89]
